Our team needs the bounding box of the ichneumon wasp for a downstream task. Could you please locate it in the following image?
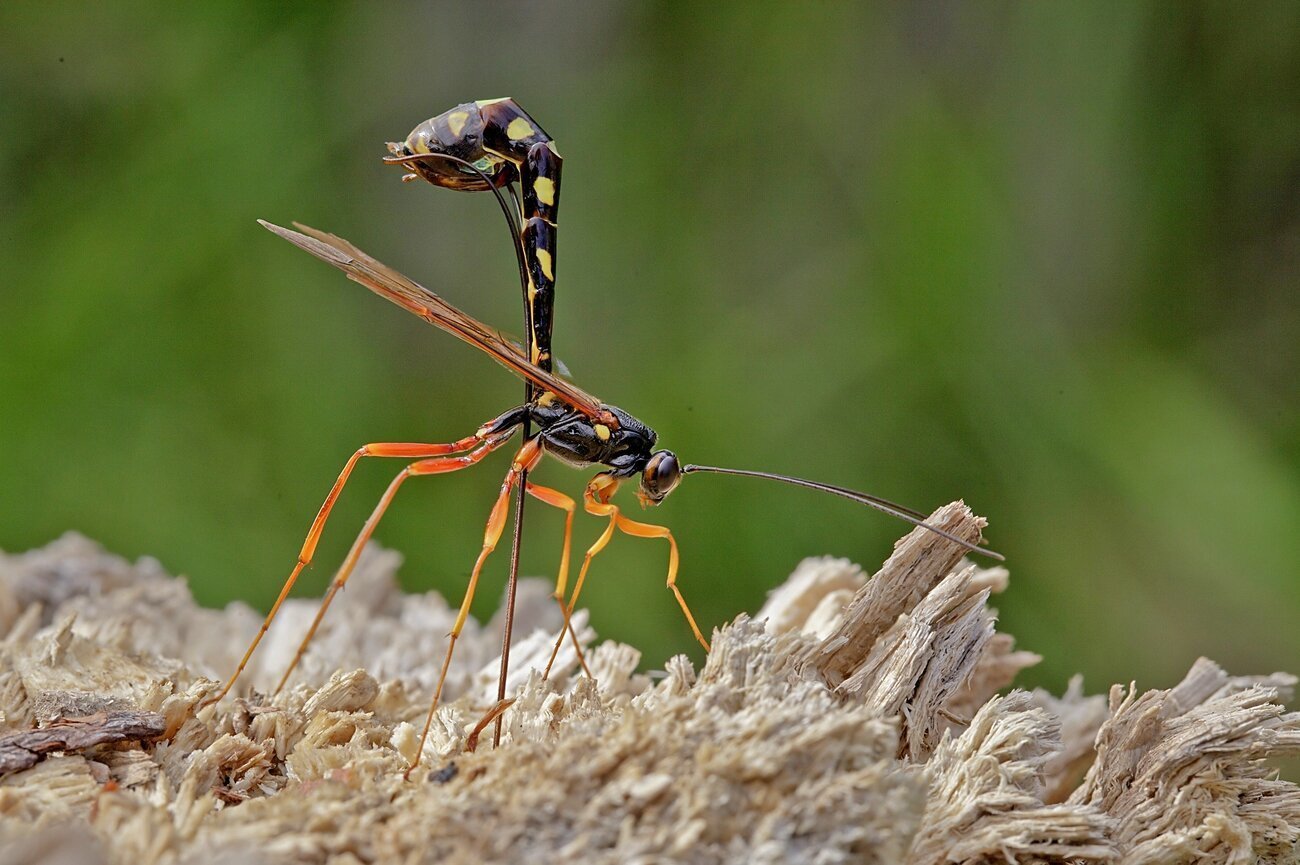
[211,99,1003,772]
[209,100,575,719]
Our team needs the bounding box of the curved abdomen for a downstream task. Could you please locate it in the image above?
[394,99,562,376]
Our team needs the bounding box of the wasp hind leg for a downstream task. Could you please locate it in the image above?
[267,432,516,697]
[207,433,509,707]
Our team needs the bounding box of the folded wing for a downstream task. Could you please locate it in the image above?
[259,220,605,419]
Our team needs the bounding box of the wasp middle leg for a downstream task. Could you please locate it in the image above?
[410,437,545,771]
[524,481,591,678]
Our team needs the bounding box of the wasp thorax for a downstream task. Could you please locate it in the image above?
[639,450,682,505]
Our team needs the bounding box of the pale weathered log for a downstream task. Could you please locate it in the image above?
[0,505,1295,864]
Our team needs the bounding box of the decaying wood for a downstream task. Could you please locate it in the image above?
[0,503,1296,864]
[0,711,165,775]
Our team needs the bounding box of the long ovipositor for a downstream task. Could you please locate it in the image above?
[384,99,567,751]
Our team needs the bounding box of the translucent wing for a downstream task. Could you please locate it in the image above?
[260,220,605,418]
[502,334,573,378]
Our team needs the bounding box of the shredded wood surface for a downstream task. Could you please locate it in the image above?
[0,503,1296,864]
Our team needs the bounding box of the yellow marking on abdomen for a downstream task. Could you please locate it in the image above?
[534,176,556,206]
[446,111,469,137]
[594,424,611,441]
[536,248,554,281]
[537,391,557,406]
[506,117,536,141]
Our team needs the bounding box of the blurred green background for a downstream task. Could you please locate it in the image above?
[2,3,1297,694]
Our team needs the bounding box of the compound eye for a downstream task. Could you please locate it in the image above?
[642,450,681,502]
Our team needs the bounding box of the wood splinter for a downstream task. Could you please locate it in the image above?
[0,711,166,776]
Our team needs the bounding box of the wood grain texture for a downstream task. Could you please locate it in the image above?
[0,508,1296,864]
[0,711,165,775]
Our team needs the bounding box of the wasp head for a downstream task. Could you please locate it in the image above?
[637,450,682,507]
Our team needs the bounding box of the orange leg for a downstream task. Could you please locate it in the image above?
[208,435,492,706]
[411,440,542,772]
[525,482,590,678]
[541,474,709,677]
[272,433,515,695]
[543,475,622,678]
[612,511,709,652]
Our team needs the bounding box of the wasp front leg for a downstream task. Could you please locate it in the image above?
[612,511,709,652]
[584,473,708,652]
[542,474,709,679]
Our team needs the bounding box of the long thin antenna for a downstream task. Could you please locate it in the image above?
[681,464,1004,561]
